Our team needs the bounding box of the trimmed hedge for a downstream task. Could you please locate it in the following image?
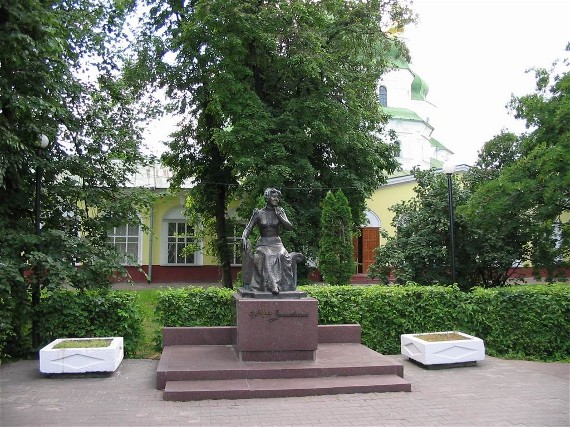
[154,284,569,361]
[302,285,468,354]
[38,290,143,357]
[467,285,569,360]
[155,287,235,327]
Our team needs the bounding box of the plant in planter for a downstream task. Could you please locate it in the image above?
[401,331,485,367]
[39,337,124,374]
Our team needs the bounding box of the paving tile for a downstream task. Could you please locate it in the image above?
[1,356,568,426]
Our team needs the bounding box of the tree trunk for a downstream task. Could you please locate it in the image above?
[215,183,233,289]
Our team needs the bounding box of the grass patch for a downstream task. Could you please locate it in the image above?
[53,339,112,349]
[117,289,162,359]
[413,332,470,342]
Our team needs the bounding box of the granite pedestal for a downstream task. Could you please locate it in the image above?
[233,294,318,361]
[156,293,411,400]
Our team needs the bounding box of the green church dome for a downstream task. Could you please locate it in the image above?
[411,73,429,101]
[384,38,429,101]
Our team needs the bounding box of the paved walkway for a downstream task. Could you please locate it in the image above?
[1,355,568,426]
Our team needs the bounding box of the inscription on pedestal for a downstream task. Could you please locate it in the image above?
[233,294,318,360]
[249,309,309,322]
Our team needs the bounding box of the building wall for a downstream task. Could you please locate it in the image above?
[366,177,417,237]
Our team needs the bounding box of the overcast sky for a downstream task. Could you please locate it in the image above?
[403,0,570,165]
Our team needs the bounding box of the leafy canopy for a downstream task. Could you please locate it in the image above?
[0,0,155,357]
[129,0,414,286]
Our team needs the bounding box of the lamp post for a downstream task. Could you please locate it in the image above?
[32,134,49,349]
[442,160,457,284]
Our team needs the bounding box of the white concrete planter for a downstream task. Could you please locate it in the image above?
[39,337,124,374]
[401,331,485,366]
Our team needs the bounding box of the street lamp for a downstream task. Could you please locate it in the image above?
[442,160,457,284]
[32,134,49,349]
[35,134,49,234]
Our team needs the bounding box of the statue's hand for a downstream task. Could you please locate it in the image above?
[275,207,285,218]
[241,237,250,252]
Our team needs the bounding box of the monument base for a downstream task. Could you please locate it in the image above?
[156,325,411,400]
[233,294,318,361]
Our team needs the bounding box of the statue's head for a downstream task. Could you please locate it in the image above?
[264,187,282,203]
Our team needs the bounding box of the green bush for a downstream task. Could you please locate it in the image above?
[0,271,30,362]
[37,290,143,357]
[318,190,355,285]
[155,287,235,327]
[153,284,569,361]
[302,284,467,354]
[467,284,570,361]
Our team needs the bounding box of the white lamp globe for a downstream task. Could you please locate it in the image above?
[442,160,456,174]
[39,134,49,149]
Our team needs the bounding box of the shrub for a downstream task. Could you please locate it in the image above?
[155,287,235,327]
[153,284,569,361]
[467,284,570,360]
[318,190,355,285]
[302,284,466,354]
[37,290,143,357]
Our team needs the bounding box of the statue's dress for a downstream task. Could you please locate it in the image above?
[243,208,294,293]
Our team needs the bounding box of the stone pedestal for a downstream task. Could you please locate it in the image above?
[233,294,318,361]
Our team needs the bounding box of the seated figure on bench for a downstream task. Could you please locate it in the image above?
[241,188,304,295]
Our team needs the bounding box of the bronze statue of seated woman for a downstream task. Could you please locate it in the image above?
[241,188,304,295]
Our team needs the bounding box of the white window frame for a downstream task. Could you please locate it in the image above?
[107,223,142,266]
[228,224,243,266]
[161,207,203,266]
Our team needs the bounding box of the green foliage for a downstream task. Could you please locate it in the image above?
[152,284,568,361]
[155,287,235,328]
[367,168,473,289]
[132,0,412,286]
[468,285,570,360]
[462,61,570,280]
[318,190,355,285]
[37,290,144,358]
[302,284,466,354]
[0,0,156,357]
[0,256,25,360]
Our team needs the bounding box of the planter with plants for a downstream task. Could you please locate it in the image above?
[401,331,485,367]
[39,337,124,374]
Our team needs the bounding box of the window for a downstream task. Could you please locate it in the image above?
[378,85,388,107]
[161,206,203,266]
[107,224,140,265]
[166,221,195,264]
[394,141,401,157]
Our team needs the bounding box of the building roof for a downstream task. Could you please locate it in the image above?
[429,137,447,150]
[126,164,193,189]
[383,106,424,122]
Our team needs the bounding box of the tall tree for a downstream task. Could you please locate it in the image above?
[463,54,570,280]
[130,0,412,287]
[0,0,154,356]
[367,168,474,289]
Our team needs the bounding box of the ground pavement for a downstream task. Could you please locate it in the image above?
[1,355,568,427]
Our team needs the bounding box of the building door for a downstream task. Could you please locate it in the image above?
[361,227,380,273]
[353,227,380,274]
